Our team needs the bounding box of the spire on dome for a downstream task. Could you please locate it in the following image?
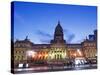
[58,20,60,25]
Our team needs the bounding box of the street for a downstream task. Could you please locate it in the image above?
[13,64,97,74]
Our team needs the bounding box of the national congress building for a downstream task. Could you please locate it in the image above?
[13,21,97,67]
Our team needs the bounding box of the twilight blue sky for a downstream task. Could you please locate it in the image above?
[13,1,97,44]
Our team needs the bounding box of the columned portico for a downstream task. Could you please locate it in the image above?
[48,48,67,60]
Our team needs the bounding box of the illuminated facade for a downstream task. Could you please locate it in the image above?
[82,30,97,60]
[14,37,33,66]
[14,21,97,66]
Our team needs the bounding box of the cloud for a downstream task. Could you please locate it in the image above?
[36,30,52,38]
[67,34,75,43]
[36,30,52,43]
[35,29,75,43]
[64,29,75,43]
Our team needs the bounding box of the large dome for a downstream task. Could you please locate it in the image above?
[54,21,63,36]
